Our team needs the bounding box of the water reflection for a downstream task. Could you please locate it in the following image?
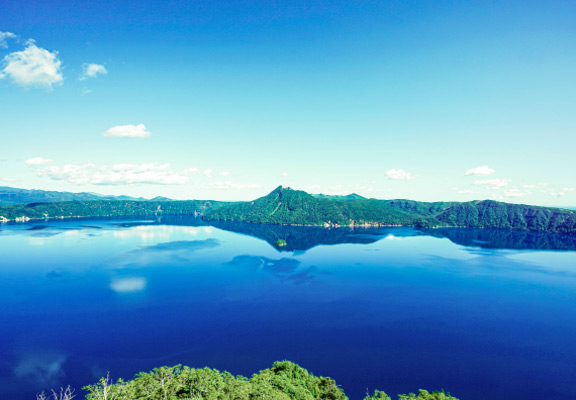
[105,238,221,269]
[227,255,318,284]
[423,227,576,252]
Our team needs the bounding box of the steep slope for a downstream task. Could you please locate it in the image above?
[436,200,576,234]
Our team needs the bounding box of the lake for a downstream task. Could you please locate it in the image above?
[1,216,576,400]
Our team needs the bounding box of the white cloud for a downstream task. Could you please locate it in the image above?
[205,181,261,190]
[563,188,575,192]
[102,124,151,138]
[503,188,529,198]
[549,191,565,198]
[37,162,189,185]
[385,169,415,180]
[0,31,17,49]
[80,63,107,80]
[182,168,199,175]
[110,277,146,293]
[1,177,17,182]
[203,169,213,178]
[0,42,63,88]
[219,171,230,177]
[281,172,288,177]
[474,178,511,190]
[25,157,54,165]
[465,166,496,176]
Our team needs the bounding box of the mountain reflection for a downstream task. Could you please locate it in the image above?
[208,220,576,252]
[207,220,421,252]
[226,255,318,284]
[423,228,576,252]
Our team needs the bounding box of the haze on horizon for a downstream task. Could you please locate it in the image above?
[0,1,574,206]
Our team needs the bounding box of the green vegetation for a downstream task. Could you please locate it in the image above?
[79,361,457,400]
[204,186,439,228]
[0,200,228,221]
[436,200,576,234]
[205,187,576,234]
[311,193,367,202]
[0,186,151,205]
[2,186,575,235]
[275,239,288,247]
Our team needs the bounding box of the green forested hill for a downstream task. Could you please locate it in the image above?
[436,200,576,234]
[204,186,439,227]
[0,186,151,206]
[204,187,576,234]
[0,199,228,221]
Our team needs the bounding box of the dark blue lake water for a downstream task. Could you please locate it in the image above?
[1,216,576,400]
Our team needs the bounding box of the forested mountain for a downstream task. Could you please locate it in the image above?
[204,186,576,234]
[1,186,575,234]
[436,200,576,234]
[0,199,227,221]
[311,193,367,201]
[0,186,152,206]
[204,186,439,227]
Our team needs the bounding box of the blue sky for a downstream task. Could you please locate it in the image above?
[1,0,574,205]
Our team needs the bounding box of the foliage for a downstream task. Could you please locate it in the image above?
[436,200,576,234]
[205,187,576,234]
[0,185,148,205]
[398,389,458,400]
[204,186,440,228]
[2,186,574,235]
[82,361,458,400]
[0,200,228,222]
[83,361,346,400]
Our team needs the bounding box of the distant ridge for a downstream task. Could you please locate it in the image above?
[0,186,169,206]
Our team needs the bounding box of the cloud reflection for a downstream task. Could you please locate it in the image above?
[227,255,317,284]
[13,352,67,387]
[110,277,147,293]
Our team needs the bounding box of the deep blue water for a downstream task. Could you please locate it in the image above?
[1,217,576,400]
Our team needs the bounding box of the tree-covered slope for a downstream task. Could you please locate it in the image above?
[0,200,228,221]
[0,186,152,205]
[436,200,576,234]
[204,186,439,227]
[81,360,458,400]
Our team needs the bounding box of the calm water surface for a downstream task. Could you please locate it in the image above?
[1,217,576,400]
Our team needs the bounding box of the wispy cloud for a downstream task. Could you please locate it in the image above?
[465,166,495,176]
[502,188,530,198]
[0,41,63,89]
[204,181,262,190]
[37,162,188,185]
[14,352,67,387]
[0,31,17,49]
[385,169,415,180]
[102,124,151,138]
[25,157,54,166]
[80,63,107,80]
[474,178,511,190]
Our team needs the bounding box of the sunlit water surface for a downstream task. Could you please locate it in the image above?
[1,217,576,400]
